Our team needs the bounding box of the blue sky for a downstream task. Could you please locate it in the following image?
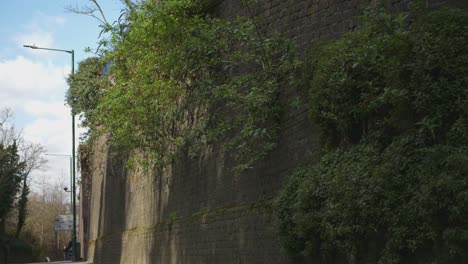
[1,0,124,64]
[0,0,125,190]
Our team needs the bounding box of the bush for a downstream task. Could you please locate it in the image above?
[308,8,468,148]
[276,136,468,262]
[275,8,468,263]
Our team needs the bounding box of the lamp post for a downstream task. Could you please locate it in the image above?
[25,44,78,261]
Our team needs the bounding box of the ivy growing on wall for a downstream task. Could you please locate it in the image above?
[67,57,108,129]
[274,7,468,263]
[91,0,298,169]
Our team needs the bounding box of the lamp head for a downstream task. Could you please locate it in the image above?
[23,44,38,49]
[64,187,68,192]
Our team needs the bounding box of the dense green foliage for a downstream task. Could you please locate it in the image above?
[67,57,107,127]
[95,0,296,168]
[275,8,468,263]
[308,8,468,148]
[0,143,25,222]
[276,138,468,263]
[15,181,29,238]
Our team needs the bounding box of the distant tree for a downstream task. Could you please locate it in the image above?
[0,109,20,146]
[15,182,29,238]
[20,181,70,261]
[0,109,46,237]
[0,142,25,233]
[16,143,46,238]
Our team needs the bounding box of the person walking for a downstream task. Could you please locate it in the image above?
[63,241,72,260]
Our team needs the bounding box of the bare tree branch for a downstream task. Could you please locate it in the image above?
[0,108,22,146]
[90,0,110,25]
[20,143,47,181]
[65,4,107,26]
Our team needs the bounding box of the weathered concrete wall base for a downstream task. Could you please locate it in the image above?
[91,209,293,264]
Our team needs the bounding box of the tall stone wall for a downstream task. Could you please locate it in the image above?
[83,1,467,263]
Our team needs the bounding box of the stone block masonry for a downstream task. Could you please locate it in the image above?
[83,1,467,263]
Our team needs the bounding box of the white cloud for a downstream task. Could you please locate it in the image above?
[15,31,55,54]
[0,55,83,189]
[0,55,82,151]
[22,100,69,120]
[0,56,70,109]
[20,100,86,154]
[1,12,88,190]
[23,108,71,154]
[21,100,86,190]
[20,101,86,190]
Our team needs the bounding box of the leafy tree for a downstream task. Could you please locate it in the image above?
[18,182,71,261]
[0,142,25,232]
[67,57,108,128]
[0,109,46,238]
[15,182,29,238]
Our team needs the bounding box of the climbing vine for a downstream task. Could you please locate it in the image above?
[67,57,108,129]
[95,0,297,169]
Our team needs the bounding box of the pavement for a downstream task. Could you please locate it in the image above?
[25,261,89,264]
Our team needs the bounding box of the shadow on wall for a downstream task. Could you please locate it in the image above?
[145,125,317,264]
[445,0,468,9]
[92,146,127,264]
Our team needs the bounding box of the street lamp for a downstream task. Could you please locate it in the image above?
[26,44,78,261]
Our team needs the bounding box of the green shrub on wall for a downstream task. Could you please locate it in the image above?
[308,8,468,148]
[276,137,468,262]
[275,8,468,263]
[67,57,108,129]
[96,0,297,169]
